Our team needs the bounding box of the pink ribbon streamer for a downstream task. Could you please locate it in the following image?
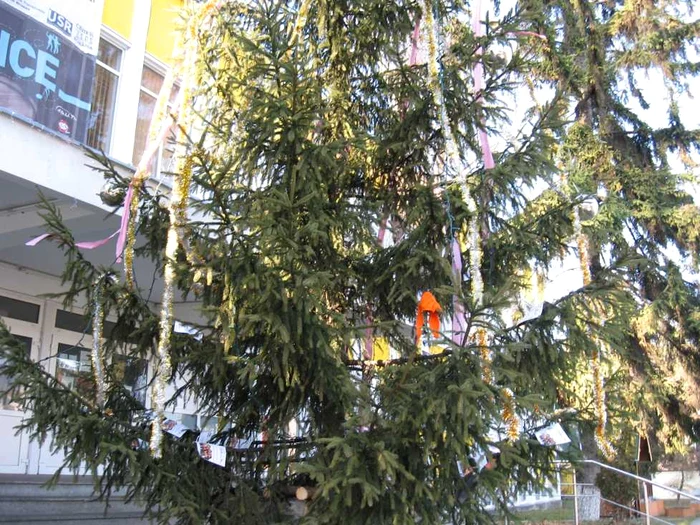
[449,0,496,345]
[409,19,421,66]
[364,326,374,359]
[26,91,181,260]
[479,129,496,169]
[76,230,120,250]
[114,67,189,262]
[26,230,120,251]
[114,120,176,261]
[472,0,495,171]
[25,233,51,246]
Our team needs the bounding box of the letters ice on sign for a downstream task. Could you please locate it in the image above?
[0,2,97,141]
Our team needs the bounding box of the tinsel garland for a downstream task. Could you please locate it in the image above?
[151,151,195,458]
[592,343,614,458]
[477,327,490,384]
[502,389,519,441]
[573,197,614,458]
[422,0,473,208]
[149,17,202,456]
[91,277,106,407]
[423,0,480,342]
[423,1,503,417]
[123,59,182,288]
[290,0,312,45]
[574,208,592,287]
[122,0,219,288]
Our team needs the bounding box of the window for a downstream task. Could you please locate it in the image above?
[86,38,122,153]
[113,355,148,406]
[0,334,31,410]
[0,295,40,324]
[55,309,116,336]
[164,411,197,430]
[132,63,179,175]
[56,343,94,398]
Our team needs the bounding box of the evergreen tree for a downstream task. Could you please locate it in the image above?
[520,0,700,486]
[1,0,699,523]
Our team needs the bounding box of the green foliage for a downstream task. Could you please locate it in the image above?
[1,0,700,523]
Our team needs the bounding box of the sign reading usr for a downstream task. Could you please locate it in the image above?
[0,2,98,141]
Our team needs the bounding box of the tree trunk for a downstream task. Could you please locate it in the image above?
[579,426,601,521]
[578,485,602,521]
[677,470,685,503]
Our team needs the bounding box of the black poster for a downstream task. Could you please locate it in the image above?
[0,2,95,142]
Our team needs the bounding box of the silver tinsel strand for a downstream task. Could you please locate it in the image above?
[91,278,106,407]
[150,228,177,458]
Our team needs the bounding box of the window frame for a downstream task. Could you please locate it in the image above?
[87,27,128,154]
[133,54,181,180]
[49,304,148,408]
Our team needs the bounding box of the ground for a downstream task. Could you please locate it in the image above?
[508,501,700,524]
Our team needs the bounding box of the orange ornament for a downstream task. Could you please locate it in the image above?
[416,291,442,344]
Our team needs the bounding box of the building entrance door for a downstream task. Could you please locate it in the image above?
[0,304,43,474]
[35,328,96,475]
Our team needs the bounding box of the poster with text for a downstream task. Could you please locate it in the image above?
[0,0,104,142]
[197,443,227,467]
[535,423,571,447]
[1,0,103,54]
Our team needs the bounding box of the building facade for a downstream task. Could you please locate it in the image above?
[0,0,204,476]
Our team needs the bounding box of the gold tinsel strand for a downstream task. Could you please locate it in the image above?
[290,0,312,46]
[123,29,184,287]
[593,342,615,459]
[123,0,219,287]
[574,208,592,287]
[477,327,491,384]
[149,10,204,456]
[150,152,195,458]
[91,277,106,407]
[124,182,141,289]
[502,389,519,441]
[572,184,614,458]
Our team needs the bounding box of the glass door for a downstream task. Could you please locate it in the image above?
[0,294,43,474]
[36,328,95,474]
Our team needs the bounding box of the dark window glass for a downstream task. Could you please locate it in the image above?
[56,343,94,398]
[0,334,31,410]
[0,296,40,324]
[54,310,88,333]
[97,39,122,70]
[55,310,115,336]
[113,355,148,406]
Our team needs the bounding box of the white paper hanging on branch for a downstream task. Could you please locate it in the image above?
[197,442,227,467]
[521,301,544,323]
[232,435,255,450]
[535,422,571,446]
[197,430,214,444]
[162,419,189,438]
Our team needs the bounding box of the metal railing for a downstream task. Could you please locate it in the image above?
[561,459,700,525]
